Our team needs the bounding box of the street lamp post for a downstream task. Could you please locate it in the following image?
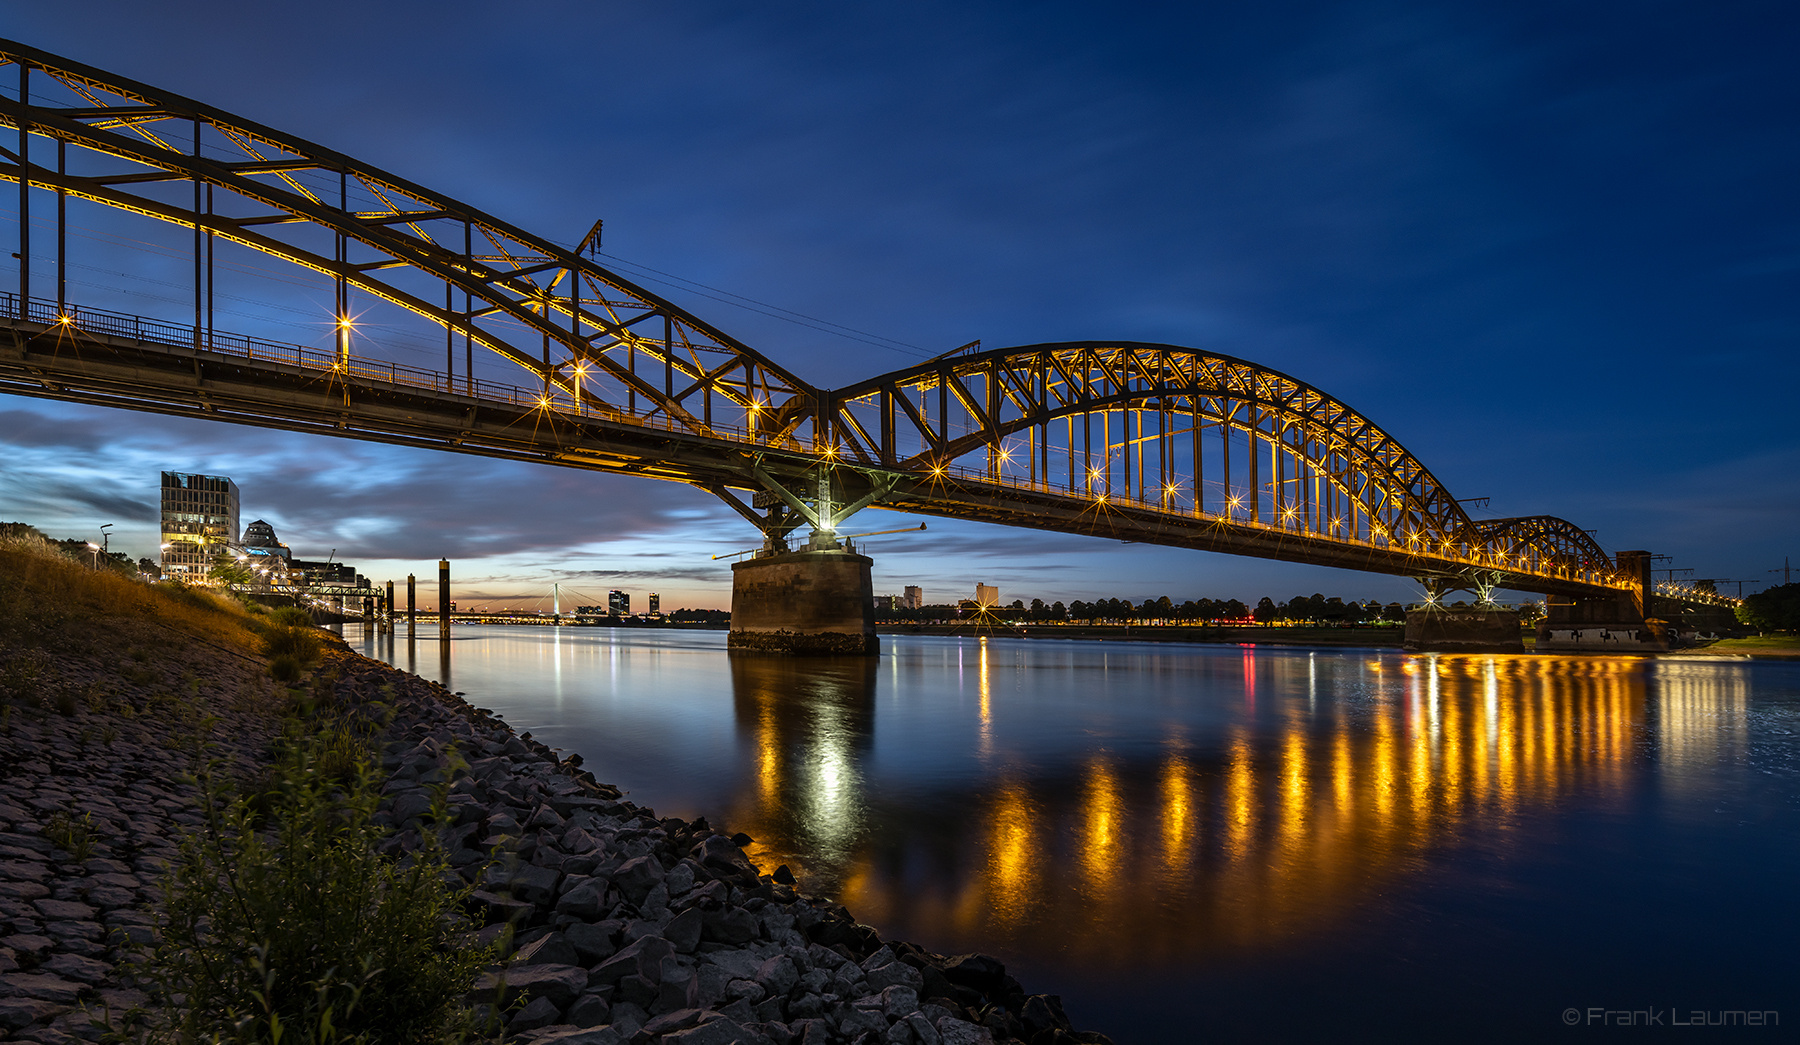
[85,542,100,569]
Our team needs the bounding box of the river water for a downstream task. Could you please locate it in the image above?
[350,624,1800,1043]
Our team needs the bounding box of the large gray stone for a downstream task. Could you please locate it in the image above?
[514,931,581,967]
[30,899,95,921]
[563,921,618,964]
[879,986,919,1019]
[509,995,563,1032]
[39,953,110,985]
[556,877,608,919]
[0,972,82,1003]
[664,906,703,954]
[392,790,435,824]
[704,949,766,982]
[589,935,674,987]
[839,1005,891,1037]
[565,991,612,1028]
[935,1016,993,1045]
[690,835,759,882]
[509,863,563,905]
[472,963,588,1007]
[0,997,65,1031]
[866,962,924,993]
[613,855,663,905]
[533,1027,623,1045]
[665,1016,752,1045]
[756,955,799,998]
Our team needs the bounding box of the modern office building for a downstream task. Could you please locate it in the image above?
[904,585,923,610]
[648,593,661,615]
[159,472,240,581]
[609,589,630,615]
[976,583,1000,607]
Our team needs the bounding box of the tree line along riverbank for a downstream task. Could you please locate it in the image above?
[0,535,1113,1045]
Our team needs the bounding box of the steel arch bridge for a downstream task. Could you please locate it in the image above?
[0,40,1627,600]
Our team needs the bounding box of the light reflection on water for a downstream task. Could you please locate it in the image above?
[353,625,1799,1042]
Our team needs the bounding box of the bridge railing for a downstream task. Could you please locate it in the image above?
[4,294,1623,592]
[0,293,792,449]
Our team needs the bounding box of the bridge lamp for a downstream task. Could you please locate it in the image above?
[55,313,73,325]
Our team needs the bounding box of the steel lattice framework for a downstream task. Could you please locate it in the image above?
[0,39,1630,599]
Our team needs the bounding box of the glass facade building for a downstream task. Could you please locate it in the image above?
[159,472,240,582]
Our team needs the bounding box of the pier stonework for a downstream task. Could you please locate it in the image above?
[1403,605,1525,653]
[1534,549,1674,652]
[729,547,878,655]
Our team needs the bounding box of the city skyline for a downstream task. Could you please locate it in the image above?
[1,2,1794,609]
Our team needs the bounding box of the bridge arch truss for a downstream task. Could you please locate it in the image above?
[0,39,1628,600]
[0,39,817,447]
[825,343,1625,592]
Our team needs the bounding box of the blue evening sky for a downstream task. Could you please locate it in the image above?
[1,1,1795,610]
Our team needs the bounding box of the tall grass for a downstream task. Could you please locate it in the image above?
[0,537,261,653]
[145,734,496,1044]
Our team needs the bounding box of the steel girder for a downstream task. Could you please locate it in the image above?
[0,39,817,446]
[0,40,1632,599]
[0,314,827,497]
[828,342,1463,534]
[824,342,1627,594]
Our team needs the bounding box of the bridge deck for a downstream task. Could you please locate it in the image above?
[1,301,1624,600]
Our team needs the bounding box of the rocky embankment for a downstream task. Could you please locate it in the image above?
[1,637,1112,1045]
[0,629,282,1041]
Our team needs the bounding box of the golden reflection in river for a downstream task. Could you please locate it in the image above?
[723,655,876,878]
[1654,661,1749,794]
[833,653,1654,967]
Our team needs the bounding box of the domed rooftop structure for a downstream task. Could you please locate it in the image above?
[242,519,291,559]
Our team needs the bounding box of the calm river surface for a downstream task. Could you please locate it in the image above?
[350,624,1800,1043]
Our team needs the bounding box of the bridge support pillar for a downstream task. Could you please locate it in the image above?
[1534,550,1673,652]
[1404,605,1524,653]
[729,546,877,656]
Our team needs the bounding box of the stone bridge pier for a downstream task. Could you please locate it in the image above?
[718,469,881,656]
[1536,550,1671,652]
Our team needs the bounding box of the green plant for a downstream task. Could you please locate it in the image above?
[0,649,46,702]
[55,688,79,717]
[44,810,95,862]
[268,654,304,684]
[145,735,495,1045]
[269,607,316,629]
[262,622,324,667]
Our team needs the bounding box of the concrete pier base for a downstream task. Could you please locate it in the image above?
[1404,606,1524,653]
[729,547,878,656]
